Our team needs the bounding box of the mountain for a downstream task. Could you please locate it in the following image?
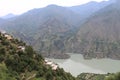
[1,0,120,59]
[0,18,6,25]
[69,0,114,19]
[67,0,120,59]
[0,32,75,80]
[2,4,81,34]
[0,5,81,59]
[1,13,16,19]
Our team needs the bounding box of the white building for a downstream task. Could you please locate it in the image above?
[18,46,25,51]
[45,59,58,70]
[4,34,13,40]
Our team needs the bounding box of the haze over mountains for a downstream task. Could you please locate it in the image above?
[0,0,120,59]
[0,18,5,25]
[1,13,16,19]
[0,14,16,25]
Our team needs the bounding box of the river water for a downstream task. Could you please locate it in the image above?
[47,53,120,76]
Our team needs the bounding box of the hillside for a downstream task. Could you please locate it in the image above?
[69,0,120,59]
[0,31,76,80]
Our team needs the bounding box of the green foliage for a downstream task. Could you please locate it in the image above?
[77,73,106,80]
[105,72,120,80]
[0,32,75,80]
[25,46,34,57]
[0,63,16,80]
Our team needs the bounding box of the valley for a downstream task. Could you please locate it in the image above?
[0,0,119,60]
[0,0,120,80]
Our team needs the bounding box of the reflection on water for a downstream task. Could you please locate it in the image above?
[47,53,120,76]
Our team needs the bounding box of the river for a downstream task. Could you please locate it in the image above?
[47,53,120,76]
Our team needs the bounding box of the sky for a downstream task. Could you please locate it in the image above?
[0,0,108,17]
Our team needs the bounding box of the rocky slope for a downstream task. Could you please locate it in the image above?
[69,0,120,59]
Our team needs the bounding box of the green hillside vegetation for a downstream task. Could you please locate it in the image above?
[0,32,75,80]
[76,72,120,80]
[105,72,120,80]
[77,73,107,80]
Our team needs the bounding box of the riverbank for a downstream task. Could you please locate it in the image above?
[47,53,120,76]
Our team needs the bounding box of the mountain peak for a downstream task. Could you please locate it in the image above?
[46,4,62,9]
[47,4,59,7]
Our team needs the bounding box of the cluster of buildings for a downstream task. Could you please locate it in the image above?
[0,30,13,40]
[17,46,25,52]
[45,59,58,70]
[0,30,26,52]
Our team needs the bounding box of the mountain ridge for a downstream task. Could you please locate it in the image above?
[1,13,16,19]
[69,0,114,19]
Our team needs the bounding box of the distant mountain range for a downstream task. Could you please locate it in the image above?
[69,0,114,19]
[1,0,120,59]
[0,18,5,24]
[1,13,16,19]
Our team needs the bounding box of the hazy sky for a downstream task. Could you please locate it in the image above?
[0,0,108,17]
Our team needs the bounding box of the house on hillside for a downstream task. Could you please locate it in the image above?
[0,30,13,40]
[45,59,58,70]
[18,46,25,51]
[46,61,53,65]
[4,34,13,40]
[51,64,58,70]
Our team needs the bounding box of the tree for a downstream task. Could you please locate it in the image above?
[25,46,34,57]
[105,72,120,80]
